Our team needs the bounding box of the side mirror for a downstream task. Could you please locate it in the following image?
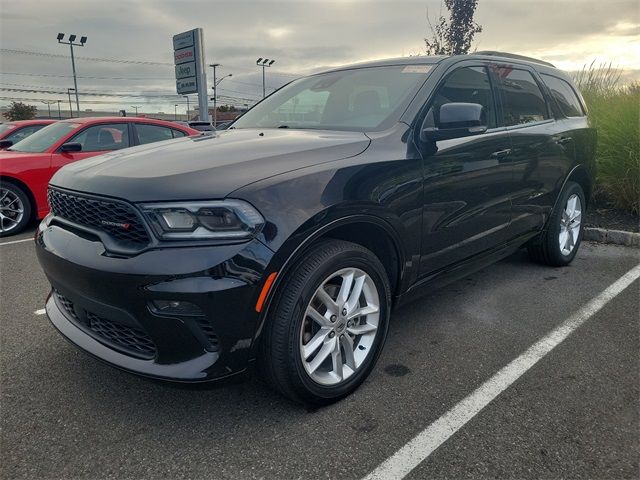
[421,102,488,142]
[0,139,13,149]
[60,142,82,153]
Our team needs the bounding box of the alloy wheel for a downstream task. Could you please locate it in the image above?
[299,267,380,386]
[559,193,582,256]
[0,188,25,234]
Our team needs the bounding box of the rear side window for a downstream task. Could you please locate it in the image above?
[136,123,174,145]
[541,74,585,117]
[494,67,549,126]
[171,129,186,138]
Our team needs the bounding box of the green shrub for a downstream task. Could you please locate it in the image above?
[574,63,640,215]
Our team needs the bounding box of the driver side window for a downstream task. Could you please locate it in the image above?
[425,66,496,129]
[69,123,130,152]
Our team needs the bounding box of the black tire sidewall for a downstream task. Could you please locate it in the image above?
[546,182,585,265]
[0,182,31,237]
[277,243,390,404]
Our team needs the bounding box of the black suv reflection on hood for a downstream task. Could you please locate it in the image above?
[50,128,371,201]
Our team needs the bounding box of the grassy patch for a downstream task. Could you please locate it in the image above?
[574,63,640,215]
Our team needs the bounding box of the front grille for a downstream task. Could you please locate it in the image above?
[86,312,156,358]
[47,188,150,248]
[54,290,156,359]
[54,290,78,321]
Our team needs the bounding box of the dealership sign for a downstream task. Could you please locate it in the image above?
[175,62,196,79]
[172,28,208,121]
[174,46,195,65]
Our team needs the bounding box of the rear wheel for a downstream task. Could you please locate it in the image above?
[260,239,391,405]
[0,182,31,237]
[528,181,585,266]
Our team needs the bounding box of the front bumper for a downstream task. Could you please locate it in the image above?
[36,222,274,382]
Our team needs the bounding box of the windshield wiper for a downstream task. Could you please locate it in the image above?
[277,125,290,128]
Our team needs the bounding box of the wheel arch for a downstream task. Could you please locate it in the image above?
[566,164,593,209]
[0,174,36,221]
[546,164,593,231]
[252,214,406,346]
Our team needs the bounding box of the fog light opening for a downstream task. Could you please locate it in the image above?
[149,300,204,317]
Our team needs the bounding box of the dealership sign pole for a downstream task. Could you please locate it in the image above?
[173,28,209,123]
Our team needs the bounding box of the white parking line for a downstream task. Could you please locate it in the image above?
[34,309,46,316]
[364,263,640,480]
[0,238,32,246]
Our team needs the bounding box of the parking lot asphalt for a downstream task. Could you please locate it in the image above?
[1,227,638,479]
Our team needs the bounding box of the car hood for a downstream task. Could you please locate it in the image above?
[50,128,370,202]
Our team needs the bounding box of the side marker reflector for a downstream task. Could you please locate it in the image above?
[255,272,278,313]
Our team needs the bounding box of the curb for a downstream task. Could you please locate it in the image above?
[584,227,640,248]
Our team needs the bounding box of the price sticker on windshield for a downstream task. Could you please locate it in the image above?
[402,65,433,73]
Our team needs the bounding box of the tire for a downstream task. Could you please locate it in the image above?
[528,181,585,266]
[260,239,391,405]
[0,181,32,237]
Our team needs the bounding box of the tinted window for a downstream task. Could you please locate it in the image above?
[8,122,80,153]
[0,124,16,135]
[70,123,129,152]
[424,66,496,129]
[6,125,46,143]
[541,74,584,117]
[495,68,548,126]
[136,123,174,145]
[171,129,186,138]
[232,65,433,132]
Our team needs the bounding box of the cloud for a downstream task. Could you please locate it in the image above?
[0,0,638,113]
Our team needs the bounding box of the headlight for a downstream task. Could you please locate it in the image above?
[139,200,264,240]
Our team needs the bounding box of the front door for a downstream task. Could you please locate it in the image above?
[418,64,514,277]
[51,122,131,174]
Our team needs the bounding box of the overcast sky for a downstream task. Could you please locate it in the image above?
[1,0,638,116]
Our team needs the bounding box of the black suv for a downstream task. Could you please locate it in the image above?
[36,52,595,405]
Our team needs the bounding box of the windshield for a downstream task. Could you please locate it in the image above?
[9,122,80,153]
[232,65,433,132]
[0,124,16,135]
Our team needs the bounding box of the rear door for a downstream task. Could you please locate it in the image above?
[418,62,514,276]
[492,65,575,237]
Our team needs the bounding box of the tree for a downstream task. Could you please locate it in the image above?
[4,101,38,121]
[425,0,482,55]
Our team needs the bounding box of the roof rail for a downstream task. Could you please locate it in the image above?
[472,51,555,68]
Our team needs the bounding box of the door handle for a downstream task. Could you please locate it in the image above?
[554,136,573,145]
[491,148,512,159]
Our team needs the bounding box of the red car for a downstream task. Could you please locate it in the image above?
[0,117,199,236]
[0,119,57,149]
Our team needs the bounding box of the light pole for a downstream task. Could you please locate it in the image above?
[41,100,56,119]
[57,33,86,116]
[256,58,275,98]
[174,104,178,121]
[182,96,190,120]
[131,106,141,116]
[56,100,62,119]
[67,88,75,118]
[209,64,233,128]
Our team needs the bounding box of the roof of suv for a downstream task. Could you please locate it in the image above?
[324,52,560,75]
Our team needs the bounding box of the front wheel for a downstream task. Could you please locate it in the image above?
[0,182,32,237]
[260,239,391,405]
[528,181,585,266]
